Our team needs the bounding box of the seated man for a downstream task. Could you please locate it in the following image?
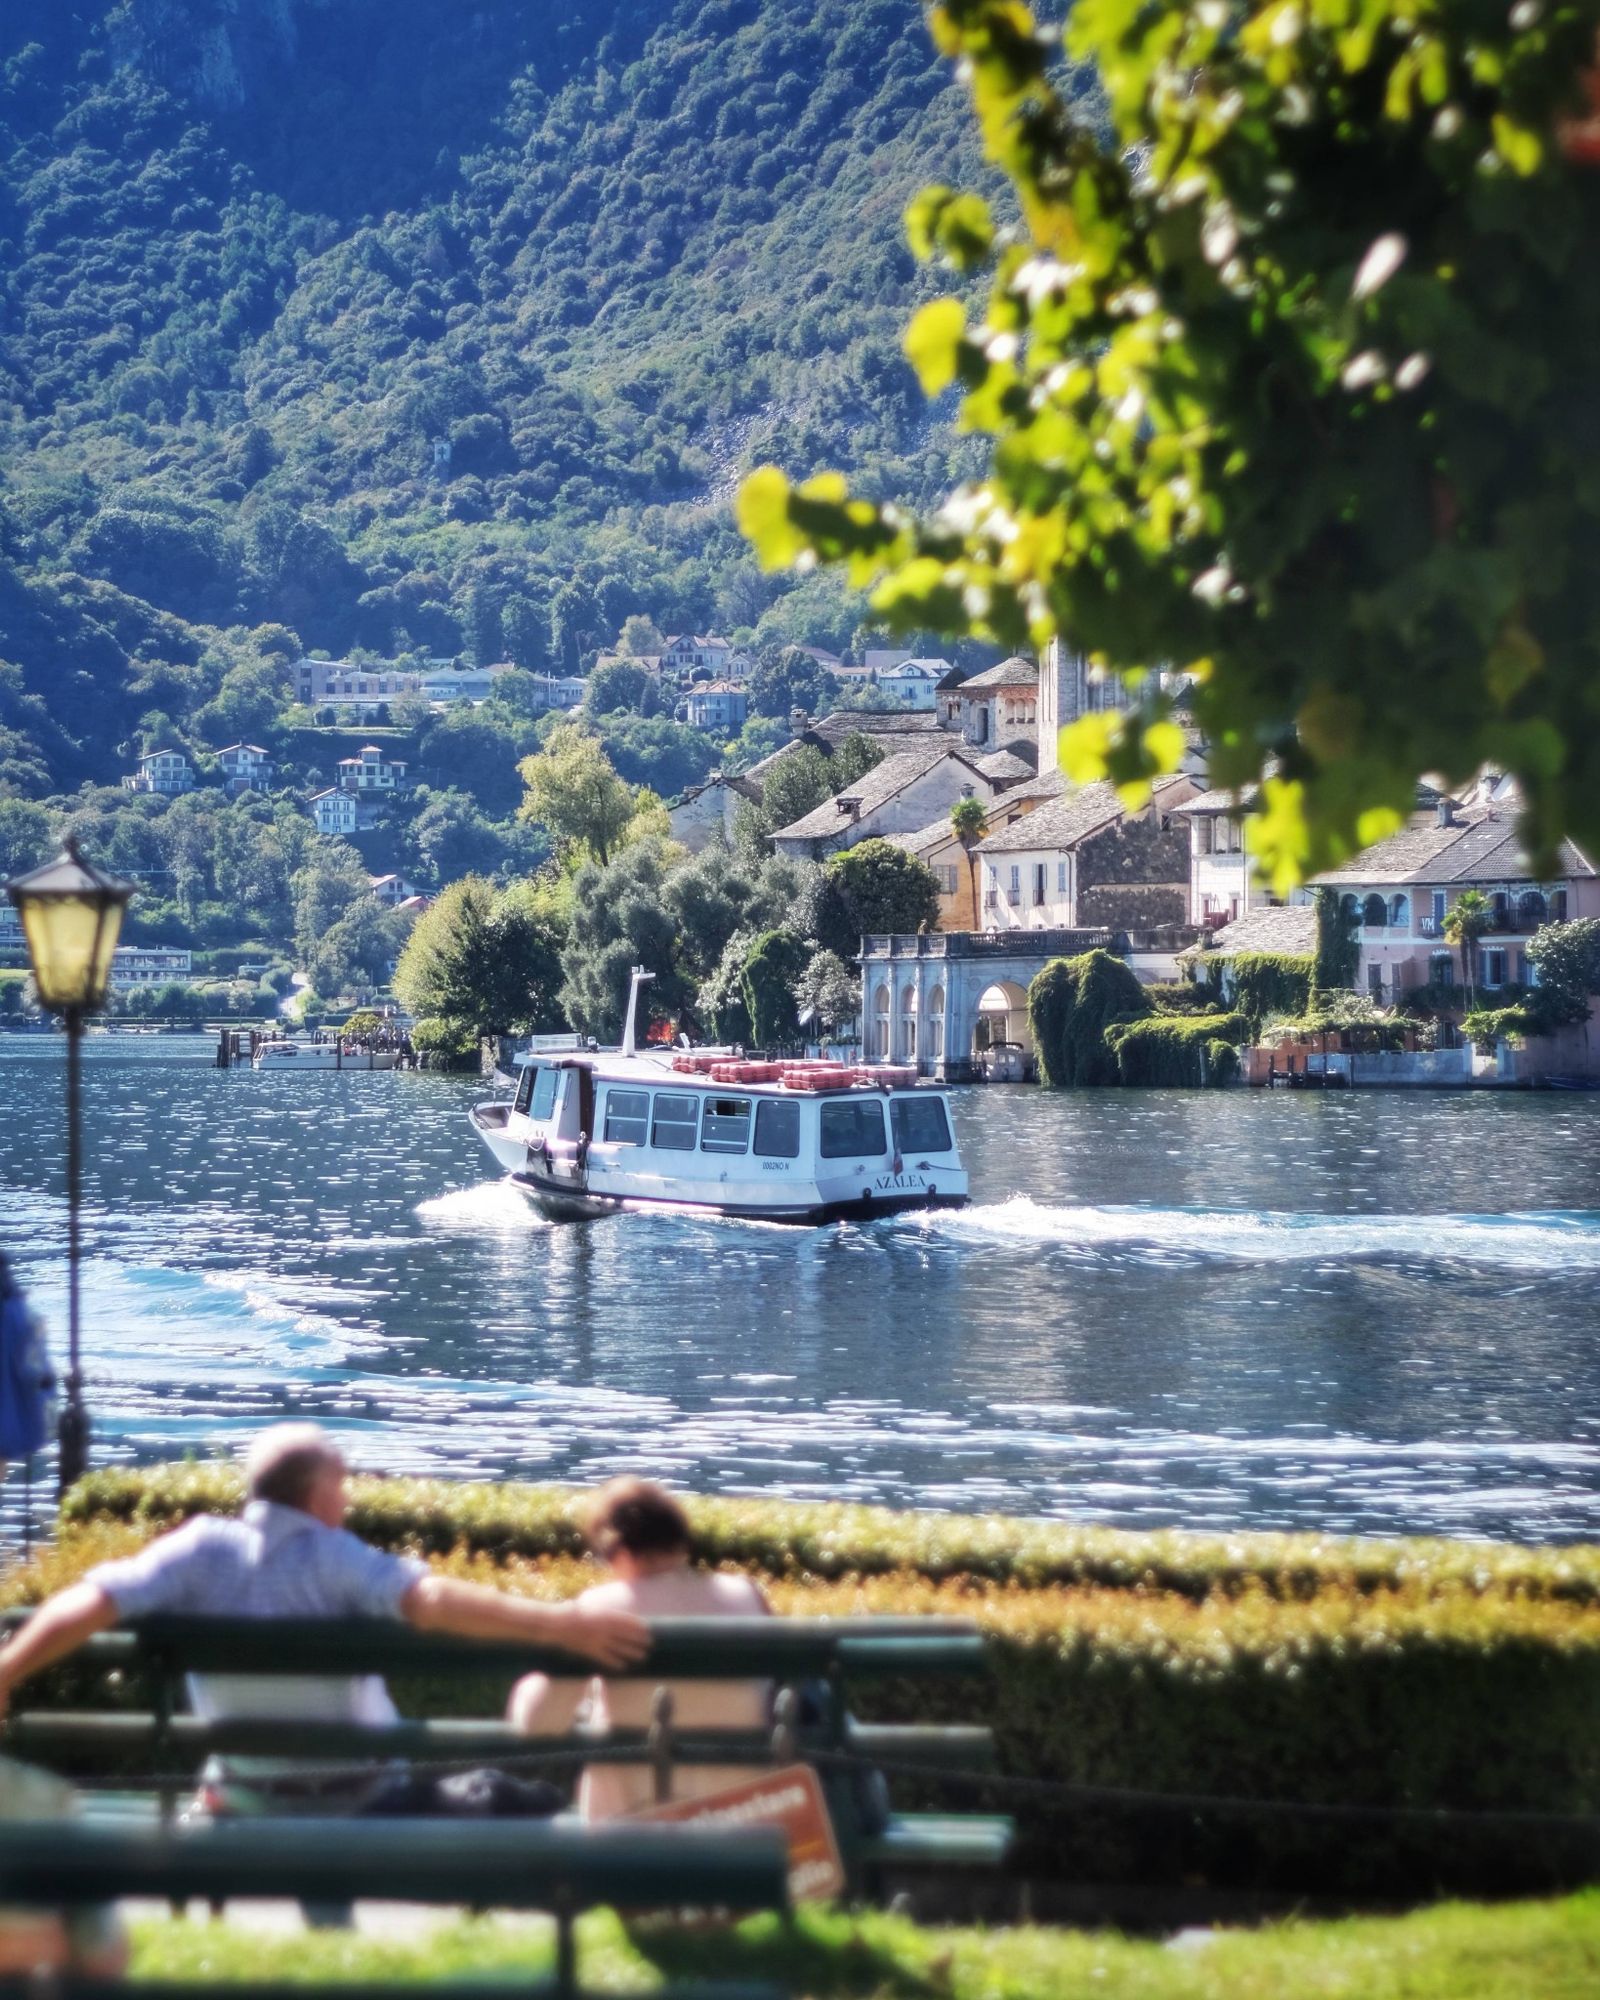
[509,1477,769,1818]
[0,1423,648,1815]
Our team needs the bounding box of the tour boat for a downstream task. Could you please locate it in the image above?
[252,1038,400,1071]
[468,970,968,1225]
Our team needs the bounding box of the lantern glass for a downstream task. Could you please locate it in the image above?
[17,893,124,1010]
[5,840,134,1014]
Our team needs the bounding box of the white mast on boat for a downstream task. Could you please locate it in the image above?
[619,966,656,1058]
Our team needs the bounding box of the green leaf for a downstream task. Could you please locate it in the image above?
[903,298,969,396]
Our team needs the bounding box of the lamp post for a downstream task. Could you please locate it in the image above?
[4,837,134,1495]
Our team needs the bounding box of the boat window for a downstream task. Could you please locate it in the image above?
[651,1092,700,1151]
[514,1066,535,1115]
[602,1088,649,1146]
[891,1095,952,1155]
[700,1096,751,1154]
[753,1099,801,1159]
[819,1099,887,1159]
[530,1066,559,1121]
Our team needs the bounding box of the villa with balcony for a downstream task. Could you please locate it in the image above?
[123,749,194,797]
[1309,798,1599,1001]
[336,745,409,794]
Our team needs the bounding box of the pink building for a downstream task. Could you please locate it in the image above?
[1309,798,1600,1002]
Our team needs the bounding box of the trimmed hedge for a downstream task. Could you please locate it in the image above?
[1104,1011,1248,1087]
[23,1469,1600,1899]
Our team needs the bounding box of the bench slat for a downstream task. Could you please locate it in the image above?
[10,1712,996,1772]
[854,1813,1015,1869]
[63,1615,985,1681]
[0,1818,789,1911]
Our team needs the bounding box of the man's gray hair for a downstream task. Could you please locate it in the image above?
[245,1424,344,1509]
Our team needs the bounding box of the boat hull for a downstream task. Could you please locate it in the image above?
[508,1168,967,1227]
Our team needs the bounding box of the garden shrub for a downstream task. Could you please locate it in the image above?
[1143,980,1219,1016]
[1027,949,1150,1087]
[30,1468,1600,1899]
[1104,1012,1249,1087]
[1224,952,1316,1022]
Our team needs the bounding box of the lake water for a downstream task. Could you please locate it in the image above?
[1,1035,1598,1542]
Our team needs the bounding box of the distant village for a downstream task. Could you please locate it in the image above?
[5,626,1594,1084]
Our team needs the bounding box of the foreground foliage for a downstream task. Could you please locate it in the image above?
[741,0,1600,885]
[129,1892,1600,1999]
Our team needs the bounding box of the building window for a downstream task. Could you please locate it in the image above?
[1032,863,1047,908]
[1367,963,1384,998]
[1388,894,1409,930]
[1551,888,1569,921]
[1431,890,1446,927]
[1057,861,1068,895]
[1482,948,1508,988]
[1362,893,1387,928]
[1008,865,1020,907]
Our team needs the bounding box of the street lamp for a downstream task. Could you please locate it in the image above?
[4,837,134,1494]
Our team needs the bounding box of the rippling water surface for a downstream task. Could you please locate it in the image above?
[2,1036,1598,1541]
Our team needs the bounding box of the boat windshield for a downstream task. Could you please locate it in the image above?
[819,1099,887,1159]
[890,1095,952,1155]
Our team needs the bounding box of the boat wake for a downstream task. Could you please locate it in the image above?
[903,1195,1600,1273]
[415,1181,551,1233]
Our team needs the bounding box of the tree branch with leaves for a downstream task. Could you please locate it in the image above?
[740,0,1600,889]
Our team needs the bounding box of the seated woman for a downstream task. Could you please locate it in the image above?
[508,1478,770,1819]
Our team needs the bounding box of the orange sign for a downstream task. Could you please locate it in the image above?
[631,1764,846,1902]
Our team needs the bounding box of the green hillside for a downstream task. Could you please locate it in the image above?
[0,0,997,799]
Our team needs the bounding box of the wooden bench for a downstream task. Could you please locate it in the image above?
[0,1815,787,2000]
[5,1613,1013,1894]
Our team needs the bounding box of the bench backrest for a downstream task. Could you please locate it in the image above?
[0,1815,789,1912]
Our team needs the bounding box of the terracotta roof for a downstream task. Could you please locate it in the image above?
[1311,808,1595,886]
[1183,904,1318,957]
[771,748,985,843]
[955,654,1038,693]
[975,775,1191,857]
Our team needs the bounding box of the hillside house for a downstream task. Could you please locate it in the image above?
[660,634,738,679]
[336,745,409,794]
[973,776,1197,933]
[678,680,748,733]
[123,749,194,797]
[213,743,275,793]
[368,873,421,908]
[421,662,515,706]
[108,946,193,990]
[295,659,426,712]
[310,788,379,837]
[872,658,947,710]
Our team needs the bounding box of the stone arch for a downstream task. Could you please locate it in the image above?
[898,981,919,1063]
[1362,893,1387,928]
[871,980,891,1064]
[927,983,946,1066]
[972,979,1033,1059]
[1388,892,1409,929]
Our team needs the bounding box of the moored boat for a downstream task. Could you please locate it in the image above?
[468,970,968,1225]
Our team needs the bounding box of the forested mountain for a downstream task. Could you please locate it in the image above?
[0,0,991,797]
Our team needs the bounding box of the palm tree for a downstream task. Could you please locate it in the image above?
[950,794,988,930]
[1443,889,1491,1007]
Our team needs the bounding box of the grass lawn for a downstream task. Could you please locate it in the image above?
[131,1891,1600,1998]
